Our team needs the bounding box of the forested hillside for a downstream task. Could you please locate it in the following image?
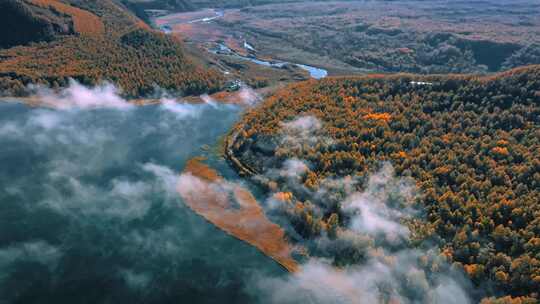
[123,0,313,12]
[0,0,74,48]
[227,65,540,301]
[0,0,224,97]
[122,0,323,24]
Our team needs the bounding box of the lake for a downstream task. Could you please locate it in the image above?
[0,102,286,303]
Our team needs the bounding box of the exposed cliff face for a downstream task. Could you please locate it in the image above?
[0,0,74,48]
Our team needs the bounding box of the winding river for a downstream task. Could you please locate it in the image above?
[155,10,328,79]
[211,42,328,79]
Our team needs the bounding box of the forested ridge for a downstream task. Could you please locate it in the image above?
[0,0,75,49]
[0,0,224,97]
[228,65,540,302]
[123,0,334,12]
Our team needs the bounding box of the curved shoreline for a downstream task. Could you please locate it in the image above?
[223,130,259,177]
[178,157,299,273]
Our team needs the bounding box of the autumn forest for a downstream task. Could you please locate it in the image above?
[227,66,540,302]
[0,0,539,303]
[0,0,224,97]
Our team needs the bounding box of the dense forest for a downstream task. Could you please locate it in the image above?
[0,0,224,97]
[0,0,74,48]
[227,65,540,302]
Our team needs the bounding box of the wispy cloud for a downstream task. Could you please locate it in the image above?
[281,159,309,178]
[253,160,471,304]
[255,254,470,304]
[0,90,251,301]
[281,115,321,134]
[238,86,262,106]
[343,163,415,242]
[0,241,62,282]
[120,269,152,290]
[160,97,205,118]
[32,79,133,110]
[279,115,333,150]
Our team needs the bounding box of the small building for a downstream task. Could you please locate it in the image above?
[159,25,172,34]
[410,81,433,86]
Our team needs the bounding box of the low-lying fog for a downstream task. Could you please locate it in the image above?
[0,83,285,303]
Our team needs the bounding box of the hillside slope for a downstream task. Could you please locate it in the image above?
[0,0,74,48]
[227,65,540,301]
[0,0,224,97]
[123,0,309,11]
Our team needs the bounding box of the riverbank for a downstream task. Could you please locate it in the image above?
[208,42,328,79]
[153,8,329,90]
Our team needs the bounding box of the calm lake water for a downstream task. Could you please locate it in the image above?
[0,102,285,303]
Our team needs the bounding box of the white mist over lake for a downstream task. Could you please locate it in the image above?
[0,100,285,303]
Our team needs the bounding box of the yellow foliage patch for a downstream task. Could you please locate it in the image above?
[363,112,392,122]
[464,263,481,276]
[343,96,356,104]
[495,271,509,282]
[492,146,510,156]
[273,192,293,203]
